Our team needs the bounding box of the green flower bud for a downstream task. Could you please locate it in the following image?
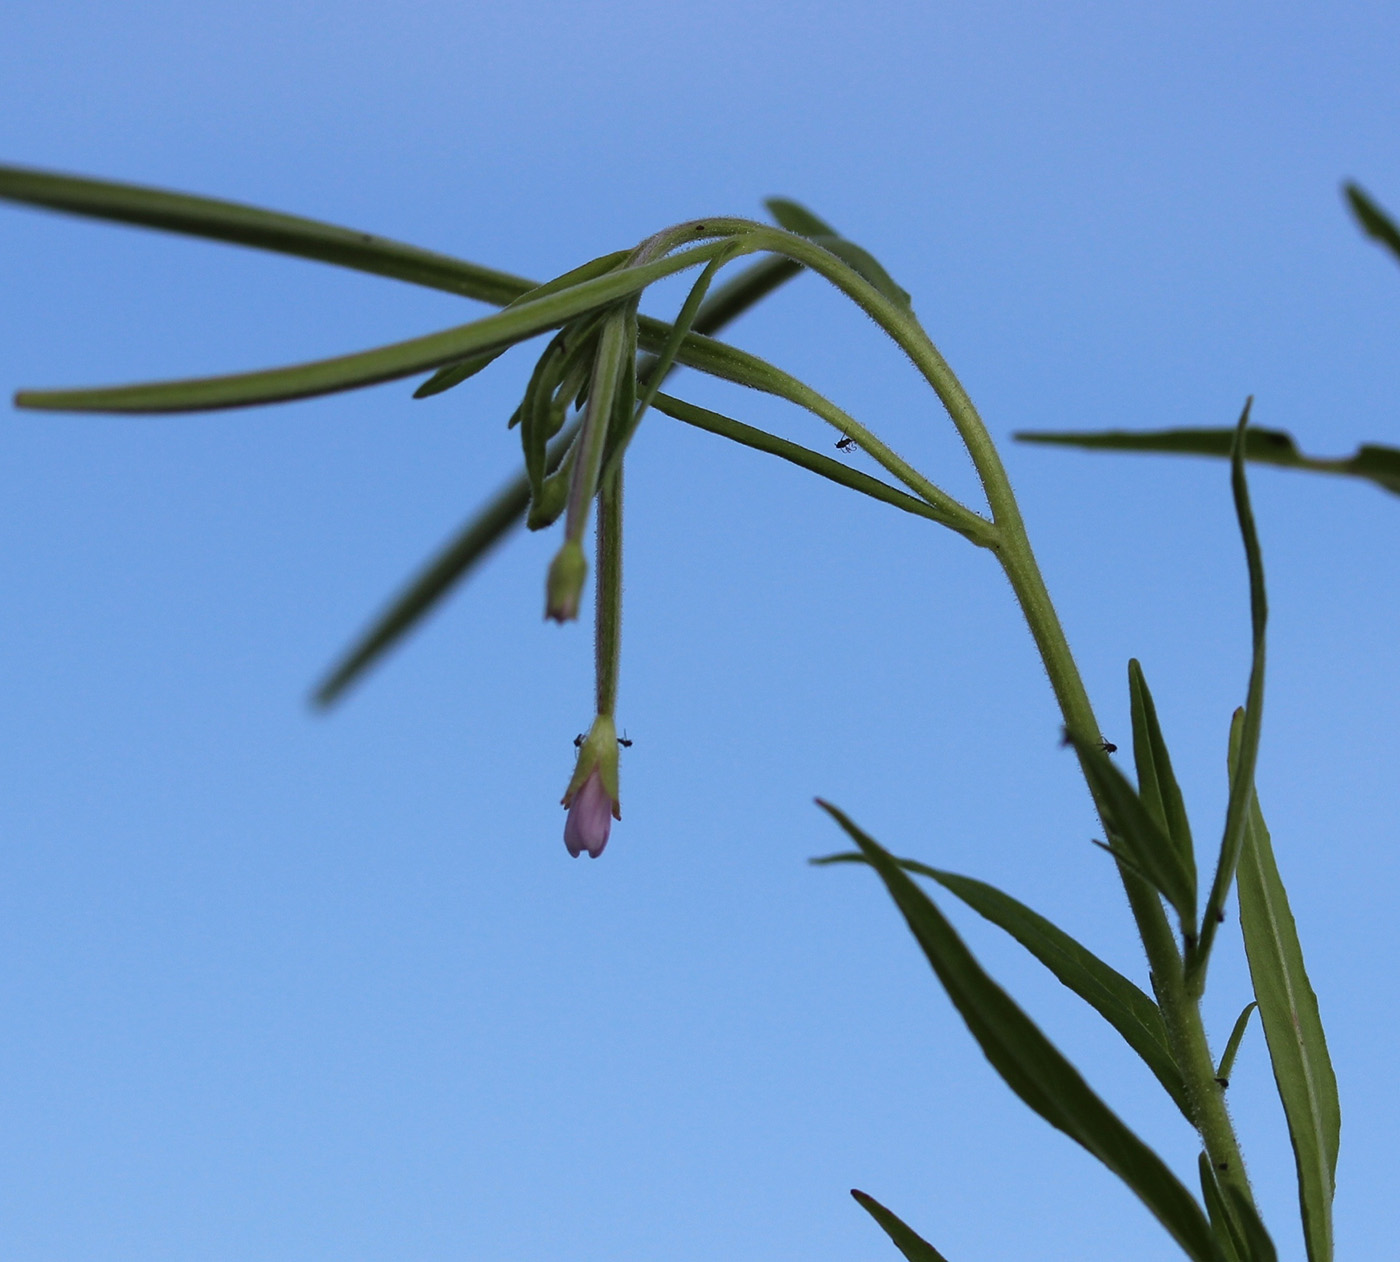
[545,540,587,622]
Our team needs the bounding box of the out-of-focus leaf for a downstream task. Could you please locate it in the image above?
[1345,182,1400,267]
[813,851,1189,1118]
[14,242,729,414]
[1193,402,1267,984]
[1129,659,1197,900]
[850,1190,951,1262]
[0,161,533,305]
[1067,731,1197,936]
[818,802,1225,1262]
[764,197,838,238]
[311,420,577,707]
[1215,1002,1257,1088]
[765,197,912,308]
[1013,425,1400,498]
[1231,727,1339,1262]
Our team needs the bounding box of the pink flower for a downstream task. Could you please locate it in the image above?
[563,767,614,858]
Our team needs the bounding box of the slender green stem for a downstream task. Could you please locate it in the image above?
[595,465,623,718]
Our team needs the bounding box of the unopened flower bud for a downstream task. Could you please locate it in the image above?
[545,540,587,622]
[561,714,622,858]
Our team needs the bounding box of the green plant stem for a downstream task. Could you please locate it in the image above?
[595,465,623,718]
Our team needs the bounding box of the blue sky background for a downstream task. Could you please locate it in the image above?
[1,3,1398,1259]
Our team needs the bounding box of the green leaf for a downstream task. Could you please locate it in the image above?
[1344,181,1400,267]
[813,851,1189,1118]
[413,348,509,399]
[1012,425,1400,498]
[818,802,1225,1262]
[1066,731,1197,937]
[1224,1182,1278,1262]
[14,242,730,414]
[649,394,950,526]
[1198,1155,1247,1262]
[764,196,839,238]
[313,251,806,706]
[1215,1001,1257,1088]
[1192,401,1268,985]
[1230,729,1339,1262]
[1129,659,1197,900]
[0,161,533,306]
[764,197,912,308]
[311,420,577,707]
[602,245,739,481]
[850,1190,951,1262]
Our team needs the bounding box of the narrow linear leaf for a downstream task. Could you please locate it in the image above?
[850,1190,951,1262]
[1193,401,1267,983]
[1067,730,1197,935]
[15,242,729,414]
[1344,181,1400,267]
[1129,659,1197,898]
[649,394,951,526]
[1231,730,1339,1262]
[818,802,1224,1262]
[813,851,1189,1118]
[1013,425,1400,498]
[0,161,533,305]
[1215,1002,1257,1087]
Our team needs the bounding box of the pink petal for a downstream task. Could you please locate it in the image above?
[563,770,613,858]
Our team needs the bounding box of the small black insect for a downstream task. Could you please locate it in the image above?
[617,732,633,749]
[1215,1076,1230,1090]
[1099,740,1118,754]
[573,733,586,749]
[835,434,858,453]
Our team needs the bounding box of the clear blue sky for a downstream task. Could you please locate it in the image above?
[2,3,1397,1259]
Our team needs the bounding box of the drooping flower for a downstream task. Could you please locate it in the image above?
[563,767,615,858]
[561,714,622,858]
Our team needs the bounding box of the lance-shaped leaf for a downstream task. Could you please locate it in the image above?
[1198,1155,1275,1262]
[1067,730,1197,937]
[765,196,912,308]
[1224,1182,1278,1262]
[1129,659,1197,897]
[0,161,533,305]
[1345,182,1400,268]
[1199,1155,1247,1262]
[1230,724,1339,1262]
[1013,425,1400,498]
[850,1190,951,1262]
[414,251,631,401]
[14,241,731,414]
[1191,402,1267,985]
[813,851,1189,1118]
[818,802,1225,1262]
[1215,1002,1257,1088]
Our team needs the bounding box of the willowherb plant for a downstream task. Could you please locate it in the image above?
[1,162,1342,1262]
